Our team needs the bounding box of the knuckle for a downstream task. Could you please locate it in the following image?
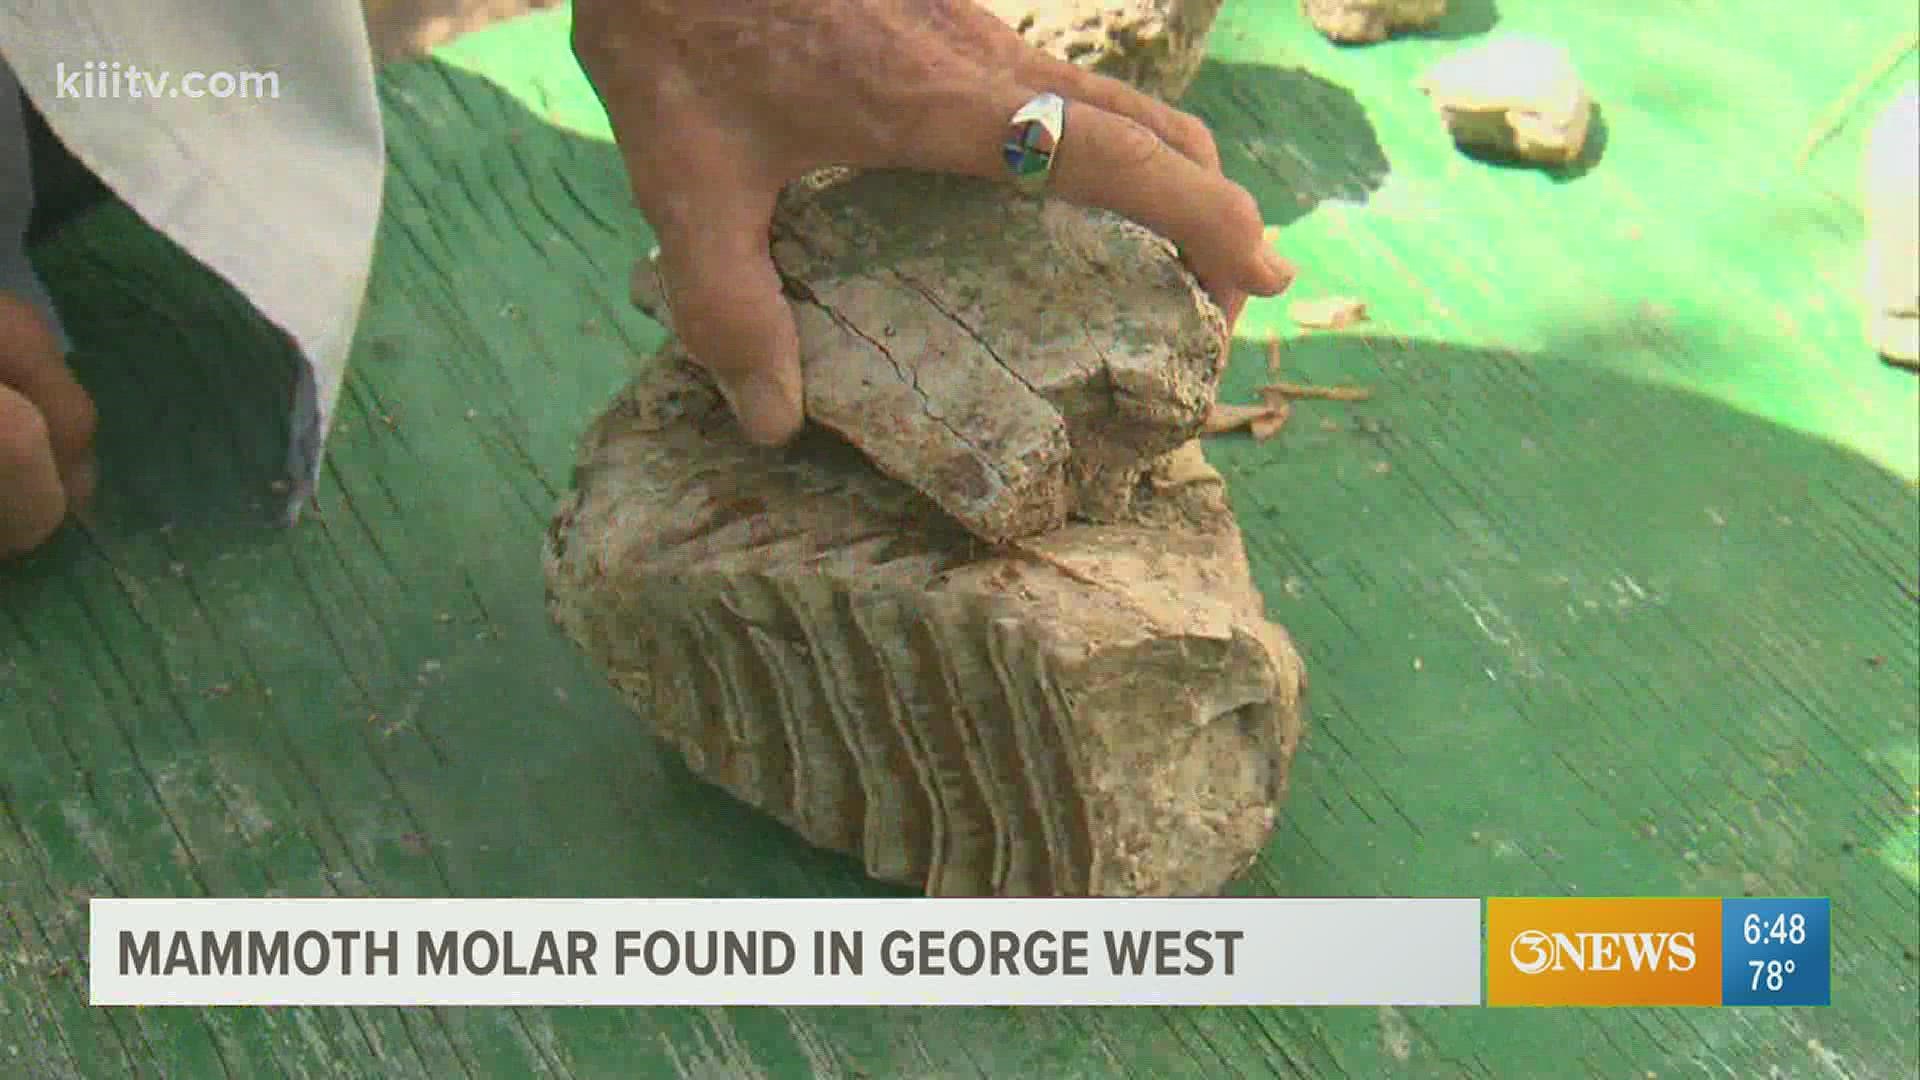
[889,85,961,157]
[0,390,52,470]
[0,482,63,557]
[1218,182,1264,234]
[662,289,744,374]
[0,518,59,560]
[1175,113,1221,169]
[1108,113,1168,169]
[53,386,98,459]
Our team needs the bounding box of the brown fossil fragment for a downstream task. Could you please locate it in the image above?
[544,354,1306,896]
[982,0,1226,102]
[630,169,1228,545]
[1300,0,1446,45]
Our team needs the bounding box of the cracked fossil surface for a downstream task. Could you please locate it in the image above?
[630,168,1228,545]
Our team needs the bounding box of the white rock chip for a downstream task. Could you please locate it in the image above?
[1863,83,1918,366]
[1418,36,1594,167]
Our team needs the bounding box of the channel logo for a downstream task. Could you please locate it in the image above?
[1506,926,1697,975]
[1488,898,1722,1006]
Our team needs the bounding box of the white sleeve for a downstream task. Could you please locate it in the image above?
[0,0,385,520]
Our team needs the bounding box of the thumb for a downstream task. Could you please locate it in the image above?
[650,190,804,446]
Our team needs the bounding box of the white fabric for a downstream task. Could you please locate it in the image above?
[0,1,384,519]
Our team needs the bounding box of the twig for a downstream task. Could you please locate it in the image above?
[1796,32,1919,168]
[1203,402,1278,434]
[1262,381,1373,402]
[1250,399,1292,441]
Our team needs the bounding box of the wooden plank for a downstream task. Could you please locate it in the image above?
[2,3,1914,1076]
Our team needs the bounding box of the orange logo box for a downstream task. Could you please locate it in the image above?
[1487,898,1722,1006]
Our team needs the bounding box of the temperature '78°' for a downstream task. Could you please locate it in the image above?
[1748,958,1797,992]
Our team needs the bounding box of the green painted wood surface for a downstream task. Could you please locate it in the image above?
[4,3,1917,1076]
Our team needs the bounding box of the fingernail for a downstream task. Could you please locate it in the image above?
[1259,246,1296,293]
[717,370,803,446]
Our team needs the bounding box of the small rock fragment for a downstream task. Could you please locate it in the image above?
[1418,36,1594,167]
[984,0,1226,102]
[1863,83,1918,368]
[1301,0,1446,45]
[1289,296,1370,330]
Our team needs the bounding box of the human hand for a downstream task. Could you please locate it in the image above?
[1,291,96,560]
[573,0,1296,446]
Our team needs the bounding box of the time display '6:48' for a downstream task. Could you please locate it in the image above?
[1744,910,1807,946]
[1722,899,1829,1007]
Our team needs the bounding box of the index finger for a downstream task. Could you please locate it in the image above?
[1039,99,1292,302]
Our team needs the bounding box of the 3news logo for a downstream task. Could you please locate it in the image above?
[1506,926,1698,975]
[1486,897,1830,1007]
[1488,898,1723,1006]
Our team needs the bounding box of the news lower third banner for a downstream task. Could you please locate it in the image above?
[87,896,1831,1007]
[91,898,1479,1006]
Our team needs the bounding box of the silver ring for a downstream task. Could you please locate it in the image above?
[1003,91,1066,196]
